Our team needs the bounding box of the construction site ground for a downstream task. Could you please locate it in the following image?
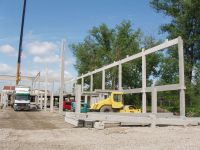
[0,108,200,150]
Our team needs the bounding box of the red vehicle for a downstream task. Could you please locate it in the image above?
[63,95,75,111]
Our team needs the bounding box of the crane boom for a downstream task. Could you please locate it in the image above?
[16,0,27,85]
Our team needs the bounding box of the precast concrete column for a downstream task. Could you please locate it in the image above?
[81,77,84,92]
[84,95,87,103]
[35,94,38,105]
[118,64,122,90]
[90,74,93,92]
[102,70,105,90]
[50,92,54,112]
[3,93,7,109]
[0,91,3,103]
[151,86,157,114]
[178,37,186,117]
[59,39,65,114]
[50,81,54,112]
[142,48,146,113]
[75,84,81,113]
[40,93,43,110]
[38,76,40,107]
[44,64,48,111]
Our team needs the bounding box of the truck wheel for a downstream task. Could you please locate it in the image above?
[100,106,113,112]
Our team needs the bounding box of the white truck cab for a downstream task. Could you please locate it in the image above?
[13,86,30,111]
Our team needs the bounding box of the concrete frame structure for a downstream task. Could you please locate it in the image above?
[76,37,186,116]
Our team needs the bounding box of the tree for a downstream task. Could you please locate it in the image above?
[72,21,141,89]
[150,0,200,84]
[71,21,161,91]
[150,0,200,115]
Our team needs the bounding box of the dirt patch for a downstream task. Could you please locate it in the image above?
[0,107,73,130]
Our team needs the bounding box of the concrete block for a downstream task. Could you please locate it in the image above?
[65,116,84,127]
[156,118,187,126]
[65,112,76,118]
[77,120,85,127]
[103,121,120,128]
[84,120,94,128]
[150,114,156,128]
[120,122,150,126]
[94,122,104,130]
[65,117,78,126]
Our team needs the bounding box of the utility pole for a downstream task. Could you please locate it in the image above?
[16,0,27,85]
[59,39,65,114]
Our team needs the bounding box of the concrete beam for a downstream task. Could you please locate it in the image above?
[33,72,40,83]
[0,75,34,81]
[76,37,179,79]
[123,84,181,94]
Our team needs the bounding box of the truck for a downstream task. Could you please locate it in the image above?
[90,91,141,113]
[13,86,30,111]
[63,95,75,111]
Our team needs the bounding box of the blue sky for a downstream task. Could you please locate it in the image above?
[0,0,170,86]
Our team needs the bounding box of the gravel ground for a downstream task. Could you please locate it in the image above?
[0,108,200,150]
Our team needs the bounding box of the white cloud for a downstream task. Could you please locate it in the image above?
[0,63,15,74]
[0,44,15,55]
[47,70,72,81]
[64,58,75,66]
[33,55,60,64]
[34,69,73,82]
[25,40,61,64]
[26,41,57,56]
